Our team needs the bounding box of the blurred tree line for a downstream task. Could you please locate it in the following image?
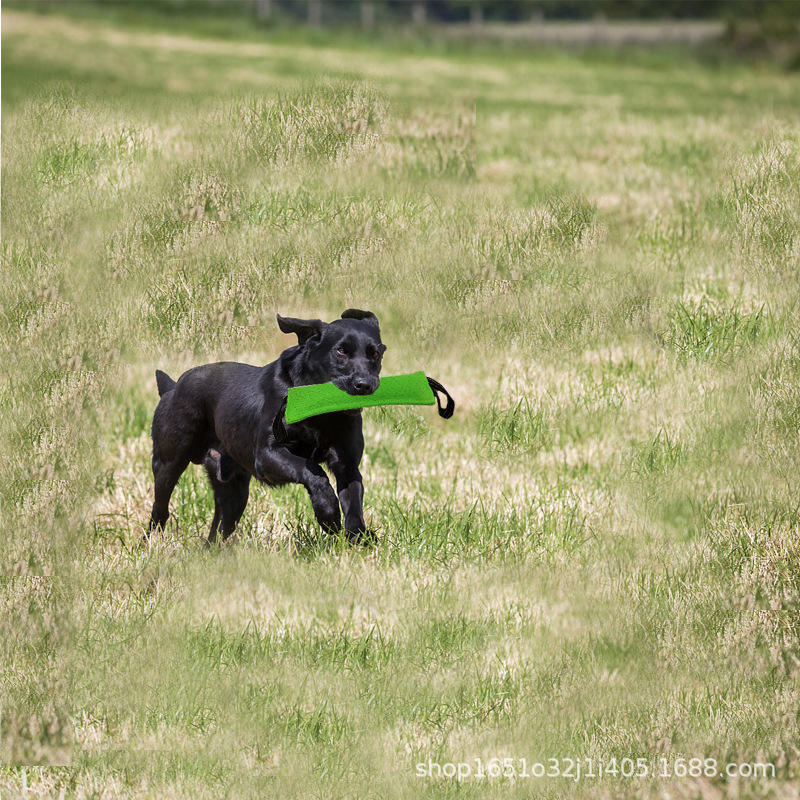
[54,0,800,25]
[17,0,799,63]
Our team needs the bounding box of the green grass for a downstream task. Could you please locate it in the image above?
[2,6,800,799]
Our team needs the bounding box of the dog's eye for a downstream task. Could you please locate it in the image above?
[336,347,347,357]
[371,350,381,360]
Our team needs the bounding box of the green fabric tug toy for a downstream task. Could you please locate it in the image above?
[275,371,454,439]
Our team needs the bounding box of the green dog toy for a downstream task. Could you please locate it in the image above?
[274,371,454,439]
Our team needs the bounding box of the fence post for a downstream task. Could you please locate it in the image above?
[361,1,375,28]
[308,0,322,27]
[255,0,271,21]
[470,4,483,28]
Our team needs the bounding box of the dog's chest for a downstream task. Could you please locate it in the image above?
[285,424,329,463]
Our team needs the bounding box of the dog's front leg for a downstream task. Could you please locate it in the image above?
[255,447,341,534]
[331,465,368,543]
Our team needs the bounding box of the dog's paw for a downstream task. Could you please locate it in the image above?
[346,527,378,548]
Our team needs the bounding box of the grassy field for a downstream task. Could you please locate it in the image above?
[2,7,800,798]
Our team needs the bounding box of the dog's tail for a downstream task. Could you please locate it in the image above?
[155,369,177,397]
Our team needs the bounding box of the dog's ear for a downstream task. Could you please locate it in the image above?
[341,308,380,333]
[276,314,326,345]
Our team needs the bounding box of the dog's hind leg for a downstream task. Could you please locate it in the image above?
[205,469,251,545]
[148,456,189,537]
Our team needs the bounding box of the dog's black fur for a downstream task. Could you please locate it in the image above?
[148,309,386,545]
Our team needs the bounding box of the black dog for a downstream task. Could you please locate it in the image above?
[148,309,386,545]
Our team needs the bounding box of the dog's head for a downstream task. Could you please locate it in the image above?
[277,308,386,395]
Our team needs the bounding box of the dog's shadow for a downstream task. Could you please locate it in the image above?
[199,522,379,560]
[287,524,380,560]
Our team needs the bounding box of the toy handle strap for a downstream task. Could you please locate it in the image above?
[427,376,455,419]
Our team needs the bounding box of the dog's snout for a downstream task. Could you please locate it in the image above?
[352,378,376,395]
